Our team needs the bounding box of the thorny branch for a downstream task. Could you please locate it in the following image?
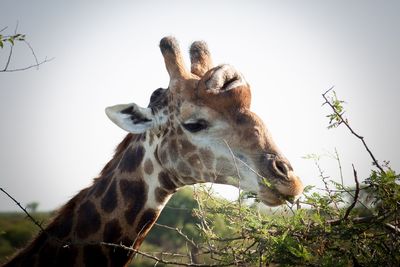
[101,242,235,267]
[341,164,360,221]
[322,87,385,174]
[0,187,46,234]
[154,223,199,249]
[1,57,53,72]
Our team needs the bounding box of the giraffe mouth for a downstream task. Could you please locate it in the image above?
[258,179,296,207]
[259,190,295,207]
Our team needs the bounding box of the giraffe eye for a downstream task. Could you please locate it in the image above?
[182,119,208,133]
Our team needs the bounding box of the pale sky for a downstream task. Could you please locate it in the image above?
[1,0,399,211]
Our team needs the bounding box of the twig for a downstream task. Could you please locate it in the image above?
[2,22,18,71]
[211,236,244,242]
[0,26,8,33]
[164,205,193,211]
[3,43,13,71]
[315,187,369,193]
[222,139,242,201]
[23,40,40,69]
[1,57,54,72]
[1,22,53,73]
[384,223,400,235]
[322,88,385,174]
[154,223,199,249]
[101,242,234,267]
[327,212,391,226]
[0,187,46,233]
[341,164,360,221]
[334,148,344,186]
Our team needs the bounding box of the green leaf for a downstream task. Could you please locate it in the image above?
[0,40,3,48]
[8,37,14,45]
[303,185,315,193]
[262,177,273,188]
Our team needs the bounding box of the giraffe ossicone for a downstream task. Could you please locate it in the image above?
[5,36,303,267]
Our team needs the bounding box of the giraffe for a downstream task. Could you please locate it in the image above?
[4,36,303,267]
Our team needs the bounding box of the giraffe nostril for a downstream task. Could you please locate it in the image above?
[273,160,289,179]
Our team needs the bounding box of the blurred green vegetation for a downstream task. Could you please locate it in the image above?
[0,211,52,264]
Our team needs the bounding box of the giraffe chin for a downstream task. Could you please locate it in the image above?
[260,196,286,207]
[258,187,291,207]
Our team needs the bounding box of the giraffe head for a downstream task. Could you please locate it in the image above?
[106,37,303,206]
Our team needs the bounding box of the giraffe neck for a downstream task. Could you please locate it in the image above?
[4,133,177,267]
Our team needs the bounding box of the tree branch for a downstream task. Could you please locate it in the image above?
[1,57,54,72]
[100,242,235,267]
[1,23,52,72]
[3,43,14,71]
[341,164,360,221]
[154,223,199,249]
[0,187,46,233]
[322,87,385,174]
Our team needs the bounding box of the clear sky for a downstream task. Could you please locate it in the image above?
[1,0,399,211]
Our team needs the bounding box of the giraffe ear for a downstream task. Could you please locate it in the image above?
[105,103,161,133]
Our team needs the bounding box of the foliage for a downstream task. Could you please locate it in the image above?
[188,169,399,266]
[0,24,51,72]
[0,33,25,49]
[0,212,51,263]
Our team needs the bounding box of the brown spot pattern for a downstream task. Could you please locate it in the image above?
[160,150,168,165]
[162,128,169,137]
[119,179,148,225]
[107,246,132,267]
[76,200,101,239]
[83,245,107,267]
[100,133,134,176]
[199,148,214,169]
[134,209,159,248]
[169,139,178,162]
[188,154,202,168]
[58,245,78,267]
[158,171,176,191]
[177,161,191,176]
[106,236,134,266]
[103,219,122,243]
[216,157,234,175]
[144,159,154,175]
[119,145,145,173]
[155,187,170,203]
[92,172,113,198]
[179,140,196,156]
[38,243,58,266]
[177,126,183,135]
[183,176,198,184]
[47,201,75,239]
[101,179,118,213]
